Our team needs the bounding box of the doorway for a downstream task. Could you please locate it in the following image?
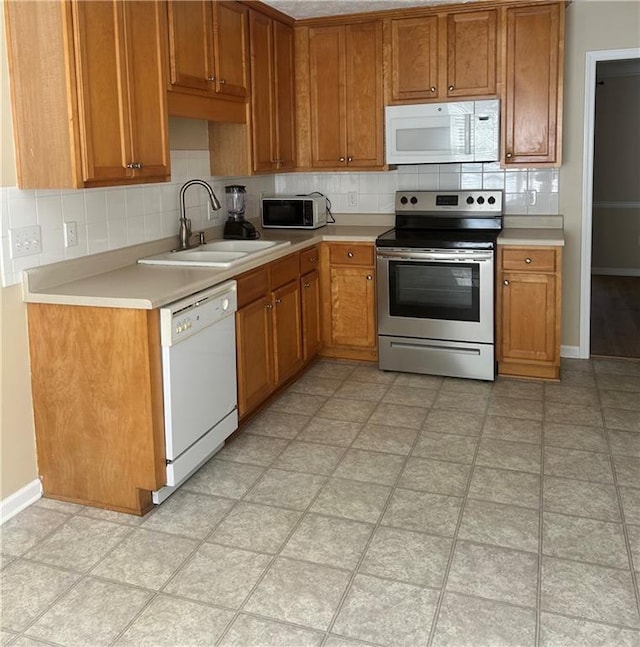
[579,48,640,359]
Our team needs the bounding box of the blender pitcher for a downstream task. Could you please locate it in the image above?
[223,185,258,239]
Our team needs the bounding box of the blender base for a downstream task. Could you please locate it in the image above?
[223,219,259,240]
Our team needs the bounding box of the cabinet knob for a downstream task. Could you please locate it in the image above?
[430,86,436,93]
[309,257,317,262]
[126,162,144,170]
[219,79,226,85]
[304,282,311,288]
[274,298,282,304]
[503,280,510,286]
[207,75,216,82]
[506,152,513,159]
[525,257,532,264]
[448,84,455,91]
[366,275,373,281]
[347,251,354,258]
[339,157,345,162]
[265,303,273,310]
[347,156,353,163]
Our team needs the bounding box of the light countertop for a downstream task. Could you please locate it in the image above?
[23,224,391,310]
[498,215,565,247]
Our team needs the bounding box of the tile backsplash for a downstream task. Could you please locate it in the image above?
[1,156,559,287]
[0,151,275,287]
[275,163,559,218]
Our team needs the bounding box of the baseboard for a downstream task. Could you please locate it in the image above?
[591,267,640,277]
[0,478,42,525]
[560,345,581,359]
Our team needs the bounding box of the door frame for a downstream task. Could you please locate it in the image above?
[578,47,640,359]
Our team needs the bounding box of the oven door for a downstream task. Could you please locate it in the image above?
[377,248,494,343]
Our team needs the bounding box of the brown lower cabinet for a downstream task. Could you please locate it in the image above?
[319,242,378,361]
[497,245,562,380]
[235,248,323,420]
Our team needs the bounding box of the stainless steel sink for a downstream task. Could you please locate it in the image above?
[138,239,291,268]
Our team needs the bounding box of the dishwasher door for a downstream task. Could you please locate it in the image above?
[157,281,238,499]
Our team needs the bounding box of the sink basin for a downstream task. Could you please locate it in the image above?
[138,239,291,268]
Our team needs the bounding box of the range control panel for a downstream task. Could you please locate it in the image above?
[395,190,503,214]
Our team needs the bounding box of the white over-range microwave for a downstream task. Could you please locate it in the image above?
[385,99,500,165]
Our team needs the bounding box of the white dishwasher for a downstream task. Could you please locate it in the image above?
[153,280,238,504]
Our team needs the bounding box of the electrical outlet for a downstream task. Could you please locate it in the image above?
[64,221,78,248]
[9,225,42,258]
[526,190,537,206]
[347,191,358,207]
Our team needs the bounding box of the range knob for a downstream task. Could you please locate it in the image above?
[488,196,496,205]
[410,196,418,205]
[477,196,485,204]
[466,196,474,204]
[400,196,408,205]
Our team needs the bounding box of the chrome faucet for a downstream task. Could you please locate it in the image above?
[178,179,222,250]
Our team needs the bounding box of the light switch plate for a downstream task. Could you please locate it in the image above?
[10,225,42,258]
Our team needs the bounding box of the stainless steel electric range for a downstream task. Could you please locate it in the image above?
[376,190,503,381]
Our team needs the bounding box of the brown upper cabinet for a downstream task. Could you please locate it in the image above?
[387,9,497,103]
[166,0,249,100]
[5,0,170,188]
[249,11,296,173]
[296,20,384,170]
[502,2,564,166]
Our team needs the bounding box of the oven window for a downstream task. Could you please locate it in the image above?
[388,261,480,322]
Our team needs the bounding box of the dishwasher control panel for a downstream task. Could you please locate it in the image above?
[160,281,238,347]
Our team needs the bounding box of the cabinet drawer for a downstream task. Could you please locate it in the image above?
[270,252,300,289]
[300,246,320,275]
[501,247,557,272]
[236,266,269,308]
[329,243,374,266]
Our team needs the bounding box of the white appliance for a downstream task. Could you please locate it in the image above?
[261,195,328,229]
[153,280,238,504]
[385,99,500,165]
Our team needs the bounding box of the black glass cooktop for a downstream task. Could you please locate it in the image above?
[376,227,500,250]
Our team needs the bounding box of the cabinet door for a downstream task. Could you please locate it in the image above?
[301,270,322,361]
[273,21,296,171]
[390,16,440,102]
[212,1,249,99]
[249,10,276,172]
[236,296,275,418]
[500,272,557,363]
[309,25,346,167]
[345,21,384,168]
[272,281,304,384]
[123,1,170,180]
[503,3,563,165]
[166,0,213,94]
[72,1,131,183]
[447,10,496,98]
[329,265,377,349]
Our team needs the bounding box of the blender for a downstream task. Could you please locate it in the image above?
[223,185,259,239]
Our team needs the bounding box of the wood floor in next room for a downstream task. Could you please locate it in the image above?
[1,357,639,647]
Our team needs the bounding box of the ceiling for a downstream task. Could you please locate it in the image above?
[261,0,481,19]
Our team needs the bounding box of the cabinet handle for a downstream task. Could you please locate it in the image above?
[347,156,353,163]
[207,75,216,82]
[430,86,436,93]
[525,257,532,264]
[503,280,510,286]
[308,257,317,262]
[366,275,373,281]
[274,298,282,304]
[347,251,354,258]
[339,156,345,163]
[304,282,311,288]
[448,84,455,91]
[506,152,513,159]
[219,79,226,85]
[265,303,273,310]
[126,162,144,170]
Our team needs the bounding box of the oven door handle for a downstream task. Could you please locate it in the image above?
[376,250,493,262]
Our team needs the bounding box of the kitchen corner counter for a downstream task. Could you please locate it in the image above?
[498,215,565,247]
[22,224,390,310]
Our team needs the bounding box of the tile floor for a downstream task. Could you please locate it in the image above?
[1,357,640,647]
